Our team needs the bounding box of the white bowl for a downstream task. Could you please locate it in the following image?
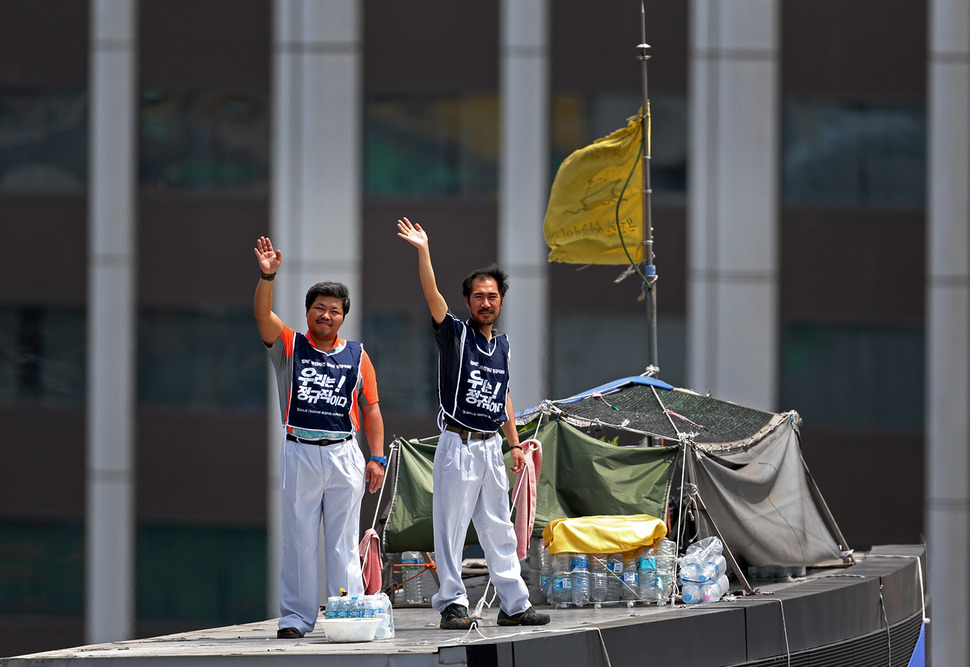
[320,618,380,643]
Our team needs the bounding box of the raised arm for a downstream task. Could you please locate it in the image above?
[396,217,448,324]
[253,236,285,344]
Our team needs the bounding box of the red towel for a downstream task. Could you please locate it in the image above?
[359,528,382,594]
[512,439,542,561]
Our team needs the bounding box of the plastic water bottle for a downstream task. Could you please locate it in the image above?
[401,551,424,604]
[620,551,639,601]
[373,591,395,639]
[589,554,609,603]
[606,553,623,601]
[570,553,590,605]
[702,574,730,602]
[537,540,553,604]
[637,546,660,603]
[696,555,727,583]
[324,595,341,619]
[655,539,677,603]
[549,553,573,604]
[681,581,704,604]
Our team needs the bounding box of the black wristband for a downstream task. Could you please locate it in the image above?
[260,272,276,281]
[509,445,522,450]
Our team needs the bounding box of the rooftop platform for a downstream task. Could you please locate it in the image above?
[1,545,928,667]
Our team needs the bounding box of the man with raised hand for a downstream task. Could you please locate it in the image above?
[397,217,550,629]
[254,236,387,639]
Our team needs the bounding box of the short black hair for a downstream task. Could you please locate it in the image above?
[305,281,351,314]
[462,263,509,299]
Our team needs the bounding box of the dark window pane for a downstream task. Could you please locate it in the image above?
[137,306,266,408]
[0,522,83,615]
[780,322,924,430]
[0,305,85,405]
[140,89,269,192]
[0,88,87,193]
[361,310,437,414]
[364,94,499,198]
[782,100,925,207]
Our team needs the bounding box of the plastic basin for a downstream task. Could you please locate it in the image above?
[320,618,380,643]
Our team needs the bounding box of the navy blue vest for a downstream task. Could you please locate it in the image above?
[434,313,510,433]
[286,337,362,433]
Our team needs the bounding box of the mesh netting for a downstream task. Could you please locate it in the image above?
[549,384,776,445]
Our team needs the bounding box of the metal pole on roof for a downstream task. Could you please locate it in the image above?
[638,2,659,375]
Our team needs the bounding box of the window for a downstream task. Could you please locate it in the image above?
[364,93,499,198]
[0,305,85,405]
[782,100,925,207]
[780,322,924,430]
[0,88,87,193]
[361,310,438,414]
[140,89,269,193]
[137,306,266,409]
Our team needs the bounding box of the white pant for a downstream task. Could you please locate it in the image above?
[278,436,365,634]
[430,429,531,616]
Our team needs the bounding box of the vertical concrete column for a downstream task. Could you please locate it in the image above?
[926,1,970,664]
[269,0,363,615]
[499,0,549,411]
[687,1,780,410]
[86,0,138,644]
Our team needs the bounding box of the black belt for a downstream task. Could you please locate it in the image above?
[444,425,497,441]
[286,433,353,446]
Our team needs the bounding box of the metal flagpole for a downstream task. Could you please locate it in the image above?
[637,2,659,375]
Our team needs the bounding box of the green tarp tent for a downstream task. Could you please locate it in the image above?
[382,418,678,554]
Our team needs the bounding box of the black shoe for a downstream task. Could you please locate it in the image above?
[497,606,550,626]
[277,627,304,639]
[440,603,474,629]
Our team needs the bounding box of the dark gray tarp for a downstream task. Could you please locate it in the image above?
[690,417,842,568]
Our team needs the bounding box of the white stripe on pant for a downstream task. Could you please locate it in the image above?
[431,429,531,616]
[278,436,365,634]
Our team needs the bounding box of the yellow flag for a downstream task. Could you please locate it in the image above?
[543,114,643,264]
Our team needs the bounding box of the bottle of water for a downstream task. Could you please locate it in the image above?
[549,553,573,604]
[637,545,660,603]
[537,540,552,604]
[324,595,341,619]
[589,554,609,603]
[701,574,730,602]
[620,551,639,601]
[401,551,423,604]
[655,539,677,604]
[682,581,704,604]
[606,553,623,601]
[570,553,590,605]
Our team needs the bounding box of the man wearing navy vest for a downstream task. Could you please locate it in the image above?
[397,218,550,629]
[254,236,387,639]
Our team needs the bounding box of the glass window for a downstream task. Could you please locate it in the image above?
[364,93,499,198]
[361,310,438,414]
[552,93,687,199]
[0,305,85,405]
[0,88,87,193]
[0,522,83,616]
[782,100,925,208]
[139,89,269,192]
[780,322,924,430]
[550,313,686,400]
[137,524,265,625]
[137,306,266,409]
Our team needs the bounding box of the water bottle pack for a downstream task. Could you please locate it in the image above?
[325,592,395,639]
[678,536,730,604]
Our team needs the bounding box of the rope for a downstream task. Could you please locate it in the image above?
[361,440,399,568]
[771,598,792,667]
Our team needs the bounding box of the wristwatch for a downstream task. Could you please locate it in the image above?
[369,455,388,467]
